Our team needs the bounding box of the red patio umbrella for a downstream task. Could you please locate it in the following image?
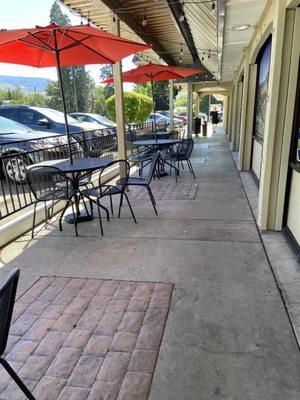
[0,23,151,163]
[102,63,205,133]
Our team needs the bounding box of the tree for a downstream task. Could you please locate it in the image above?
[100,65,114,99]
[133,80,169,111]
[46,1,95,113]
[92,86,107,115]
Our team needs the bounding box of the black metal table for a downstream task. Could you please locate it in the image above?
[133,139,181,177]
[28,157,113,223]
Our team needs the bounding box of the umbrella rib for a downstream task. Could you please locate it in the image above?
[25,32,55,51]
[58,35,93,52]
[56,29,115,63]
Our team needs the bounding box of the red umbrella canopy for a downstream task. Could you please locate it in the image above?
[102,63,206,83]
[0,23,151,67]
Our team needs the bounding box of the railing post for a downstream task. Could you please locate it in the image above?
[111,14,127,176]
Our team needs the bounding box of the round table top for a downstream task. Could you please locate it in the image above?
[133,138,181,147]
[27,157,113,173]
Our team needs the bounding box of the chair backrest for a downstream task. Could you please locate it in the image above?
[177,138,194,159]
[0,269,20,357]
[99,159,130,194]
[148,151,160,183]
[27,165,70,201]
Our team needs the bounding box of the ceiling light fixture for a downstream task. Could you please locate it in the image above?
[180,43,184,56]
[142,8,147,26]
[228,24,251,31]
[179,1,185,22]
[211,1,216,11]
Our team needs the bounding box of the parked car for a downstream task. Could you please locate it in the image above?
[157,110,187,123]
[0,105,115,158]
[69,113,116,129]
[146,113,182,125]
[0,105,105,134]
[0,116,80,183]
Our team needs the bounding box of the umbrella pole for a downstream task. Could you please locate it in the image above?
[150,77,157,141]
[53,32,73,164]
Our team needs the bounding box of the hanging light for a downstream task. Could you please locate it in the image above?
[179,1,185,22]
[180,43,184,56]
[208,51,211,59]
[142,8,147,26]
[211,1,216,11]
[201,54,205,61]
[179,55,182,63]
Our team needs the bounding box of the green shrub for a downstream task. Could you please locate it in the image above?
[135,94,153,123]
[106,92,152,124]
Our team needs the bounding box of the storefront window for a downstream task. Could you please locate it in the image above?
[254,39,272,140]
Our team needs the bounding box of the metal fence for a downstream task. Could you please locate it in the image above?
[0,122,174,221]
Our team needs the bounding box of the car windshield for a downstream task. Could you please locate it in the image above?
[0,116,32,135]
[93,115,115,125]
[32,107,78,124]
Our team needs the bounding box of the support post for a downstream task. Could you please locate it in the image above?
[111,14,127,172]
[257,0,286,230]
[222,96,228,135]
[195,93,200,118]
[169,79,174,131]
[187,82,193,138]
[238,54,250,170]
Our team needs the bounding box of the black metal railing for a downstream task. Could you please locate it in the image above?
[0,121,177,221]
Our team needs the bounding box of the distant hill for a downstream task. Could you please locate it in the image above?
[0,75,53,93]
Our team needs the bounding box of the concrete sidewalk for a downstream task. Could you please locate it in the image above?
[0,132,299,399]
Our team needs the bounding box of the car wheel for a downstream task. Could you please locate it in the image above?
[2,155,29,184]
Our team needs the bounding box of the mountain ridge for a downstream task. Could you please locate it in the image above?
[0,75,53,93]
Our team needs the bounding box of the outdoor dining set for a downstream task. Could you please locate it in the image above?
[26,134,195,238]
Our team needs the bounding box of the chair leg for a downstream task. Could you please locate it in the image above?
[81,195,89,215]
[109,195,114,216]
[0,358,36,400]
[147,185,158,215]
[123,192,137,223]
[59,200,70,231]
[89,199,94,216]
[181,161,185,170]
[31,202,37,239]
[188,159,195,178]
[118,192,124,218]
[97,200,104,236]
[71,201,78,237]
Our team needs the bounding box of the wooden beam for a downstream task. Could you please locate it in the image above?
[166,0,201,67]
[101,0,175,65]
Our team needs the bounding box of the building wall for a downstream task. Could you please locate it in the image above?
[229,0,300,241]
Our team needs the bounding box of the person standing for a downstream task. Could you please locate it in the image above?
[210,105,219,134]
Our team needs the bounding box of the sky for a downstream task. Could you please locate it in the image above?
[0,0,135,88]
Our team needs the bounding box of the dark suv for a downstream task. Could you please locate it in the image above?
[0,116,79,182]
[0,105,101,134]
[0,105,117,159]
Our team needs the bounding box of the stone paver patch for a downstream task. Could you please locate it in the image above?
[1,276,173,399]
[128,182,199,201]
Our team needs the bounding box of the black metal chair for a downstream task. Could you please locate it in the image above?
[163,138,195,178]
[27,165,79,238]
[130,145,156,177]
[0,269,36,400]
[117,152,159,215]
[82,160,137,235]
